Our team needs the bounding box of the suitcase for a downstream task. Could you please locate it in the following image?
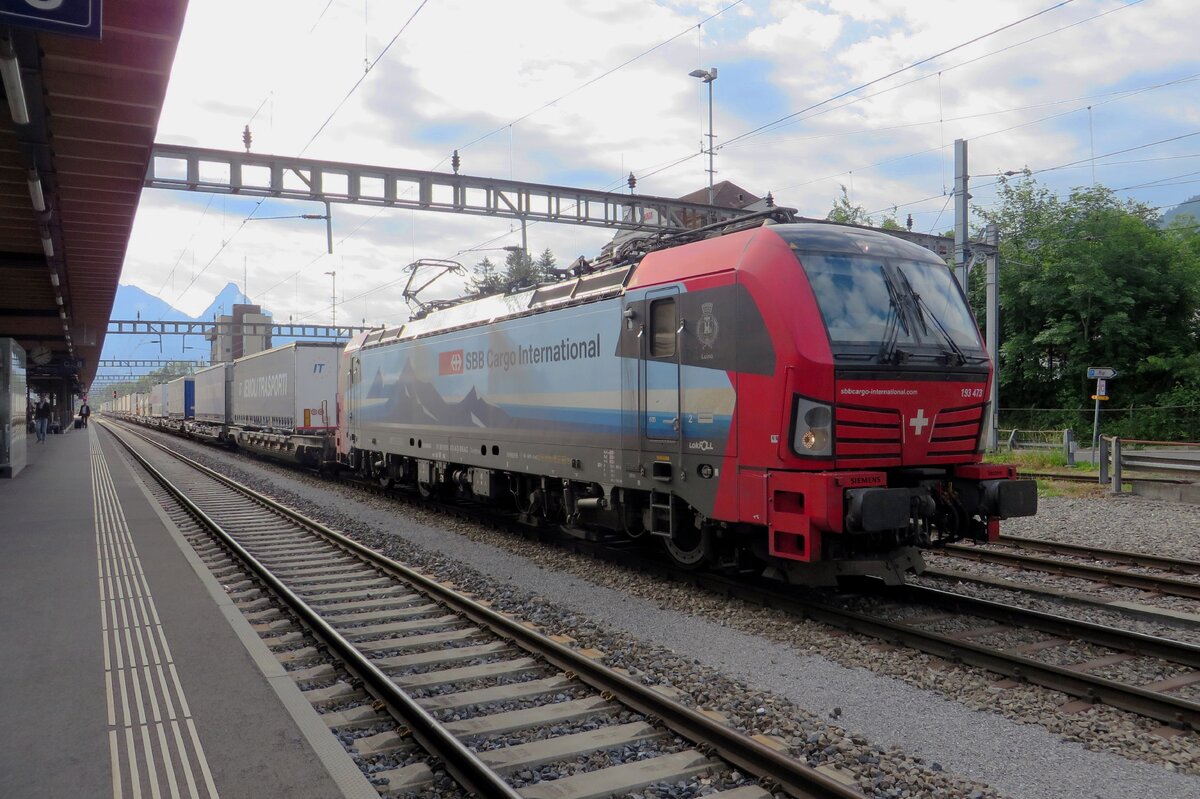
[74,418,82,429]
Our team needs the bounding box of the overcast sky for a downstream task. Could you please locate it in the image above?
[123,0,1200,326]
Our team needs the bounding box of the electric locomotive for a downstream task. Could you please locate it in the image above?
[339,218,1036,585]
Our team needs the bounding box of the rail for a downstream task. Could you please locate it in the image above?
[1099,435,1200,492]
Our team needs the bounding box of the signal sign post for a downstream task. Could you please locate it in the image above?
[1088,367,1117,463]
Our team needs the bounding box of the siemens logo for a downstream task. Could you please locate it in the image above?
[242,373,288,398]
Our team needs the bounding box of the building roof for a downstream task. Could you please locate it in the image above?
[677,180,762,210]
[0,1,189,389]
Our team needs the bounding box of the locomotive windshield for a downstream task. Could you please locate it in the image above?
[794,250,983,361]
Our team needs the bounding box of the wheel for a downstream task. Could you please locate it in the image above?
[662,524,713,569]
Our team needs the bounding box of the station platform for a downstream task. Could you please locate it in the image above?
[0,425,377,798]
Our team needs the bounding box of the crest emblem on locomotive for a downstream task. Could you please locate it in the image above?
[697,302,719,350]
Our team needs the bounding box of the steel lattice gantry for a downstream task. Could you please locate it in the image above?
[107,319,375,340]
[144,145,753,233]
[97,359,210,369]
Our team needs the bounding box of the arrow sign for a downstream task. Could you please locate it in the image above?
[1087,366,1117,379]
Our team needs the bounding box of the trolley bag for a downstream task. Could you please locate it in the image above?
[74,418,83,429]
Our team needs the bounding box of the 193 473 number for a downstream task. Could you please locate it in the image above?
[960,387,984,399]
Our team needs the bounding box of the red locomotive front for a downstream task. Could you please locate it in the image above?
[697,222,1036,583]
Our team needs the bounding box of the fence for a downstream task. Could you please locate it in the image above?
[1098,436,1200,493]
[1001,428,1076,466]
[1000,406,1200,442]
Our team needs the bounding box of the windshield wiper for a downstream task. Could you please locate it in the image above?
[893,268,970,366]
[877,265,910,365]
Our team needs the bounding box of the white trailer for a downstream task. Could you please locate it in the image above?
[148,383,169,418]
[193,363,231,423]
[229,342,341,466]
[166,376,194,419]
[230,342,339,432]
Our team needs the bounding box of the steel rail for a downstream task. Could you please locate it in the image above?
[112,419,1200,731]
[722,580,1200,730]
[919,565,1200,629]
[996,535,1200,575]
[101,421,524,799]
[103,420,860,799]
[941,544,1200,601]
[886,583,1200,667]
[1015,470,1185,485]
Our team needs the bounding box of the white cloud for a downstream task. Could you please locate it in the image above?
[120,0,1200,327]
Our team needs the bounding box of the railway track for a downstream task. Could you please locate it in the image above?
[115,420,1200,735]
[763,582,1200,731]
[938,540,1200,601]
[996,535,1200,576]
[101,419,860,799]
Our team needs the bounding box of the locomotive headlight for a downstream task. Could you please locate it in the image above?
[792,396,833,457]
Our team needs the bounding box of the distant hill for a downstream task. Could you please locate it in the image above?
[1161,195,1200,228]
[100,282,269,370]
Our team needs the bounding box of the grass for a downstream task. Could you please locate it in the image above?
[986,449,1111,498]
[1033,477,1109,499]
[985,448,1096,472]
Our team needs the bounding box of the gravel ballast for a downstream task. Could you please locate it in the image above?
[121,428,1200,799]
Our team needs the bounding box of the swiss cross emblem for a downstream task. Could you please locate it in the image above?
[909,408,929,436]
[438,349,465,375]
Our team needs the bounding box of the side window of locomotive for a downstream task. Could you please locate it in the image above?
[650,299,676,357]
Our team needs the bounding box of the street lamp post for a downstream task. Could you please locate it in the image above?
[688,67,718,205]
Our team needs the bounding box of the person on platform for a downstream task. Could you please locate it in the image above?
[34,397,51,443]
[78,400,91,428]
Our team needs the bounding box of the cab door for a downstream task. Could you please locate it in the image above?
[641,288,680,444]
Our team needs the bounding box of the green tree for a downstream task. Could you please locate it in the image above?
[503,249,540,290]
[827,184,872,226]
[534,248,558,281]
[978,176,1200,420]
[470,256,506,294]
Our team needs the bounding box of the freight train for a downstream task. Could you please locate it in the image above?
[103,217,1036,585]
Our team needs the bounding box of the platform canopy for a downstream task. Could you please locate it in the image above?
[0,1,189,391]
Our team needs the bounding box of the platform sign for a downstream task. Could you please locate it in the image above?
[0,0,103,40]
[1087,366,1117,379]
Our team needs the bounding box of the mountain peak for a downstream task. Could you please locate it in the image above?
[199,282,254,320]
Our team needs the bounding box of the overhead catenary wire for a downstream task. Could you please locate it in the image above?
[446,0,749,159]
[275,0,746,294]
[723,0,1144,151]
[298,0,431,156]
[155,194,216,297]
[191,0,1176,324]
[775,72,1198,205]
[868,130,1200,218]
[261,0,1109,321]
[599,0,1145,197]
[720,0,1082,149]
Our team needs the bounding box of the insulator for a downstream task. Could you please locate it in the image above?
[242,125,252,152]
[451,150,461,174]
[627,172,636,192]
